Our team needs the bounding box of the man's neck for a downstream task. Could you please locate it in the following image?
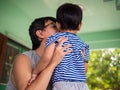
[35,46,43,57]
[35,39,46,57]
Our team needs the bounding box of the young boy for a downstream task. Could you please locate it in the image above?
[31,3,89,90]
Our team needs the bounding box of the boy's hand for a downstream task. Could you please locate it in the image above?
[28,73,38,85]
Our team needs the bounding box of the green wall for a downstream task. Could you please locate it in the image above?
[79,29,120,49]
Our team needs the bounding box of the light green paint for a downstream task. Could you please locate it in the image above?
[0,0,120,49]
[79,29,120,49]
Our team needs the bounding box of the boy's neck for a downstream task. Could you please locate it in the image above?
[60,29,78,34]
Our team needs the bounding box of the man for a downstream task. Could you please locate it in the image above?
[6,17,72,90]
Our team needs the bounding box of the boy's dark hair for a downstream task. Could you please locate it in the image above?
[57,3,83,30]
[29,17,56,50]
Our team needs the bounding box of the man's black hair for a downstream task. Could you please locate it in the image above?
[29,17,56,50]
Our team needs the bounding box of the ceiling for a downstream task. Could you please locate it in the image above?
[0,0,120,49]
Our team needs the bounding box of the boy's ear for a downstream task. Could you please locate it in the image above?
[56,22,61,31]
[78,23,82,30]
[36,30,44,39]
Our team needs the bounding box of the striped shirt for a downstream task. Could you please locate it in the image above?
[46,32,89,84]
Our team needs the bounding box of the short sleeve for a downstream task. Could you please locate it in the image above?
[82,44,90,62]
[45,33,60,48]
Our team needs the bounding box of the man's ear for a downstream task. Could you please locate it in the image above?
[36,30,44,39]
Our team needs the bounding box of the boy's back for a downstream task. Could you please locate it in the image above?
[46,32,89,84]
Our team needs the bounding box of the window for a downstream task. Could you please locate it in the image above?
[0,33,30,84]
[1,44,19,83]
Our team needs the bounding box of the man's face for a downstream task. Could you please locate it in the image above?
[43,20,58,39]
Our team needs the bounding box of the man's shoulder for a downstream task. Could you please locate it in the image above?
[23,50,33,55]
[22,50,37,58]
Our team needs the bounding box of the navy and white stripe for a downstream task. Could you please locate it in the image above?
[46,32,89,84]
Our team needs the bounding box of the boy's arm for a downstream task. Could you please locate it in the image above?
[81,45,89,73]
[81,49,88,73]
[84,61,88,73]
[33,43,56,74]
[28,42,56,85]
